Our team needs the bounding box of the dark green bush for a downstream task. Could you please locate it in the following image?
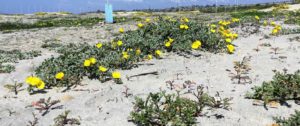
[274,110,300,126]
[246,70,300,105]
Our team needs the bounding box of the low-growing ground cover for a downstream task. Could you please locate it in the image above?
[32,16,238,92]
[0,50,41,73]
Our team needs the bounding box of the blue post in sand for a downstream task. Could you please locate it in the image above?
[105,3,113,23]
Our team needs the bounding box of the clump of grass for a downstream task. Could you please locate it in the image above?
[274,110,300,126]
[129,85,231,125]
[246,69,300,107]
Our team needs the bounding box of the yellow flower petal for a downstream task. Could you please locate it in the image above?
[96,43,102,48]
[89,58,97,65]
[99,66,108,72]
[36,81,45,90]
[119,28,124,33]
[117,40,123,46]
[155,50,162,57]
[165,42,171,47]
[55,72,64,80]
[84,60,91,67]
[227,45,235,54]
[112,71,121,79]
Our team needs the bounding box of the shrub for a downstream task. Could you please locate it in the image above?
[246,69,300,105]
[129,86,231,125]
[34,17,230,89]
[274,110,300,126]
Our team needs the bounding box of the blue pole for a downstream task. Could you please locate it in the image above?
[105,3,114,23]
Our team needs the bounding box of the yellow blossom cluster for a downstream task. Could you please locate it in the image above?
[219,20,231,26]
[216,19,239,54]
[270,22,282,35]
[84,57,97,67]
[137,23,144,28]
[55,72,64,80]
[181,17,189,23]
[122,51,130,60]
[26,76,45,90]
[191,40,202,50]
[180,24,189,30]
[165,37,174,48]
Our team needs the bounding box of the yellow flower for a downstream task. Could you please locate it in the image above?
[117,40,123,46]
[165,42,171,47]
[26,76,45,89]
[184,25,189,30]
[191,40,202,49]
[182,17,189,23]
[89,57,97,65]
[84,60,91,67]
[180,24,189,30]
[155,50,162,57]
[119,28,124,33]
[263,20,268,26]
[145,18,151,23]
[232,33,238,39]
[55,72,64,80]
[137,23,144,28]
[26,76,40,86]
[218,20,223,25]
[227,45,235,54]
[271,21,276,26]
[219,26,225,31]
[226,38,232,43]
[122,52,130,59]
[275,25,281,30]
[26,76,34,85]
[112,71,121,79]
[210,29,216,33]
[272,28,278,35]
[232,18,240,22]
[36,81,45,90]
[168,37,174,43]
[99,66,108,72]
[255,15,260,20]
[96,43,102,48]
[147,54,153,60]
[210,24,216,28]
[136,49,141,55]
[180,24,185,29]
